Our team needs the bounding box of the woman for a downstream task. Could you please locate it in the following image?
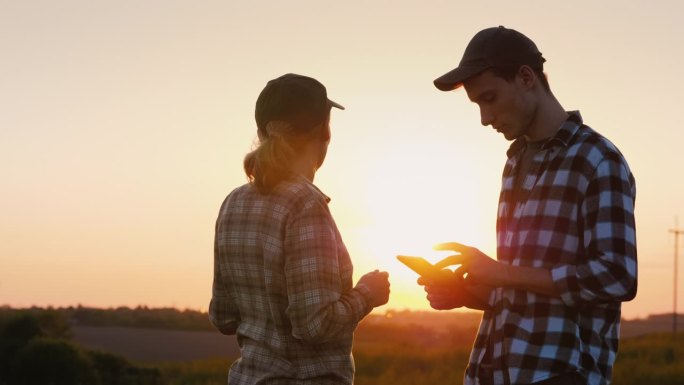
[209,73,390,384]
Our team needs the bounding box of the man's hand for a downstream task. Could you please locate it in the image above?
[433,242,560,298]
[417,269,466,310]
[433,242,508,287]
[357,270,391,307]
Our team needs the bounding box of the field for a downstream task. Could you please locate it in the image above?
[355,332,684,385]
[73,310,684,385]
[73,325,239,362]
[4,307,684,384]
[158,332,684,385]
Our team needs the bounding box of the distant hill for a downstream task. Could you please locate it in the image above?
[621,313,684,337]
[72,325,238,363]
[4,305,679,336]
[68,310,481,363]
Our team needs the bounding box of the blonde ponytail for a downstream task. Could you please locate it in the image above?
[243,121,297,193]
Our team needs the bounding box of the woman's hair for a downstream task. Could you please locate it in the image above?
[243,112,330,193]
[242,73,342,193]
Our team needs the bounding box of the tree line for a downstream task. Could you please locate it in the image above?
[0,305,214,332]
[0,308,162,385]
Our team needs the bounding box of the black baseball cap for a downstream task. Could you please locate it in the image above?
[255,73,344,132]
[434,26,546,91]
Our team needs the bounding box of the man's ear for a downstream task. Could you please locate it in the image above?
[518,65,536,89]
[319,117,331,142]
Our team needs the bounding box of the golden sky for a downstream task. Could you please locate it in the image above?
[2,0,683,319]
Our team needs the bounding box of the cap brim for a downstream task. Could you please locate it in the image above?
[433,65,488,91]
[329,99,345,110]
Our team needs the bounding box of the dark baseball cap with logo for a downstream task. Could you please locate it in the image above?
[255,73,344,134]
[434,26,546,91]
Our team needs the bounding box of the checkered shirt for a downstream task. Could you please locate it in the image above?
[464,111,637,385]
[209,175,374,385]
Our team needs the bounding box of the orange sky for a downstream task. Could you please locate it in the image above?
[1,1,683,320]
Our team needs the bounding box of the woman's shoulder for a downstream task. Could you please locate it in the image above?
[276,176,331,208]
[222,177,328,212]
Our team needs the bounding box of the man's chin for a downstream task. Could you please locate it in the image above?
[502,132,518,141]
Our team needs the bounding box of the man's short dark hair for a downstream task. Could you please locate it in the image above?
[489,65,551,93]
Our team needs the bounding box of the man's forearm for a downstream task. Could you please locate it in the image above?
[463,283,493,310]
[502,265,560,298]
[501,265,560,298]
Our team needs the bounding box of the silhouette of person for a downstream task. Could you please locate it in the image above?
[209,73,390,384]
[420,26,637,385]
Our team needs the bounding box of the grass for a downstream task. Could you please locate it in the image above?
[158,333,684,385]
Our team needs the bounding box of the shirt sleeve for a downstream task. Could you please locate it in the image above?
[284,197,373,343]
[208,215,241,335]
[551,153,637,306]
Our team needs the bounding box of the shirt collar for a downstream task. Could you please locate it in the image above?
[292,173,332,203]
[506,110,583,158]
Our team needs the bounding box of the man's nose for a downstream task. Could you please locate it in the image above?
[480,108,494,126]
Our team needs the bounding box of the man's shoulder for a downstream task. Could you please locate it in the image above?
[569,124,630,166]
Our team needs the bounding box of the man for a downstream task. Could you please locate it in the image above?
[421,26,637,385]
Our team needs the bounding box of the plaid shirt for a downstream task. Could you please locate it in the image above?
[209,175,373,385]
[465,112,637,385]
